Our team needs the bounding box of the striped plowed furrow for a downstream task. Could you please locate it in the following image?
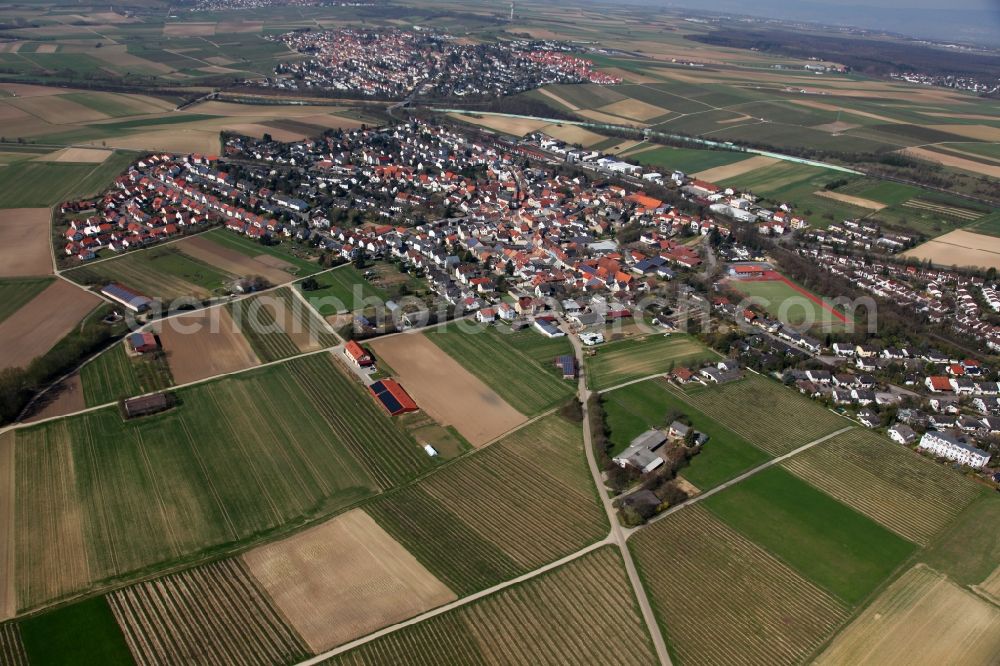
[0,623,27,666]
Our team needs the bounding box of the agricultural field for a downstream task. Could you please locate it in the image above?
[12,353,430,611]
[153,308,261,385]
[198,228,320,277]
[727,274,848,331]
[624,145,750,174]
[0,150,137,208]
[367,414,605,595]
[782,428,985,545]
[370,331,526,446]
[665,373,849,455]
[0,622,26,666]
[326,547,657,666]
[300,265,387,315]
[242,509,456,653]
[816,565,1000,666]
[603,379,770,489]
[174,233,309,286]
[704,466,916,604]
[18,596,133,666]
[920,495,1000,587]
[0,208,53,277]
[0,278,52,323]
[902,229,1000,271]
[80,342,174,406]
[586,333,716,390]
[64,244,237,301]
[229,288,339,362]
[425,323,576,416]
[109,558,308,666]
[631,505,849,666]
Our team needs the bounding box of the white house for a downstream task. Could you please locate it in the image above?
[918,431,991,469]
[888,423,917,444]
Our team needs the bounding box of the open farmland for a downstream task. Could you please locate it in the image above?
[229,288,339,362]
[782,428,984,545]
[0,152,137,208]
[80,342,173,406]
[326,547,656,666]
[0,433,14,621]
[603,379,770,489]
[243,509,456,653]
[920,495,1000,587]
[817,565,1000,666]
[0,278,52,323]
[0,623,26,666]
[664,373,849,455]
[65,244,237,301]
[586,333,715,390]
[0,209,53,277]
[631,505,849,666]
[704,466,916,604]
[424,323,575,417]
[369,332,526,446]
[19,596,133,666]
[902,229,1000,271]
[154,308,260,385]
[367,414,604,595]
[0,280,102,371]
[12,353,431,611]
[174,234,302,286]
[109,558,308,666]
[198,228,320,277]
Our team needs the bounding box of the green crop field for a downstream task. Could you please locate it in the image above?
[665,373,848,455]
[782,428,985,545]
[628,146,749,174]
[80,343,174,406]
[367,413,605,595]
[300,265,387,315]
[586,333,715,390]
[728,277,848,331]
[19,596,134,666]
[0,278,52,323]
[326,547,656,666]
[704,467,917,604]
[603,379,770,489]
[13,353,430,611]
[64,244,237,302]
[631,505,849,666]
[426,324,575,415]
[919,495,1000,587]
[201,228,320,276]
[229,288,339,362]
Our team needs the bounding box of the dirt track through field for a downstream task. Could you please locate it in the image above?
[692,155,778,182]
[0,432,15,621]
[369,333,526,446]
[0,281,101,370]
[0,208,53,276]
[243,509,456,653]
[174,235,294,285]
[154,308,260,385]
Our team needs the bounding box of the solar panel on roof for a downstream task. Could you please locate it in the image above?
[380,394,403,414]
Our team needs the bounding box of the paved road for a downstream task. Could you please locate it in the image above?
[565,320,674,666]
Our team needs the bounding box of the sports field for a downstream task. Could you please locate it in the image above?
[109,558,307,666]
[367,414,604,596]
[603,379,769,489]
[327,547,657,666]
[586,333,716,390]
[704,467,916,604]
[425,324,576,416]
[728,272,848,331]
[665,373,849,455]
[782,428,984,545]
[13,353,429,611]
[817,564,1000,666]
[80,342,174,406]
[631,505,849,666]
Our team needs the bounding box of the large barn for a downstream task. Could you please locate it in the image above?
[369,379,418,416]
[101,282,153,312]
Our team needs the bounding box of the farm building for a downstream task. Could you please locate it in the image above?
[123,393,170,419]
[534,318,565,338]
[369,379,418,416]
[555,355,576,380]
[101,282,153,312]
[128,332,159,354]
[613,430,666,473]
[343,340,373,367]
